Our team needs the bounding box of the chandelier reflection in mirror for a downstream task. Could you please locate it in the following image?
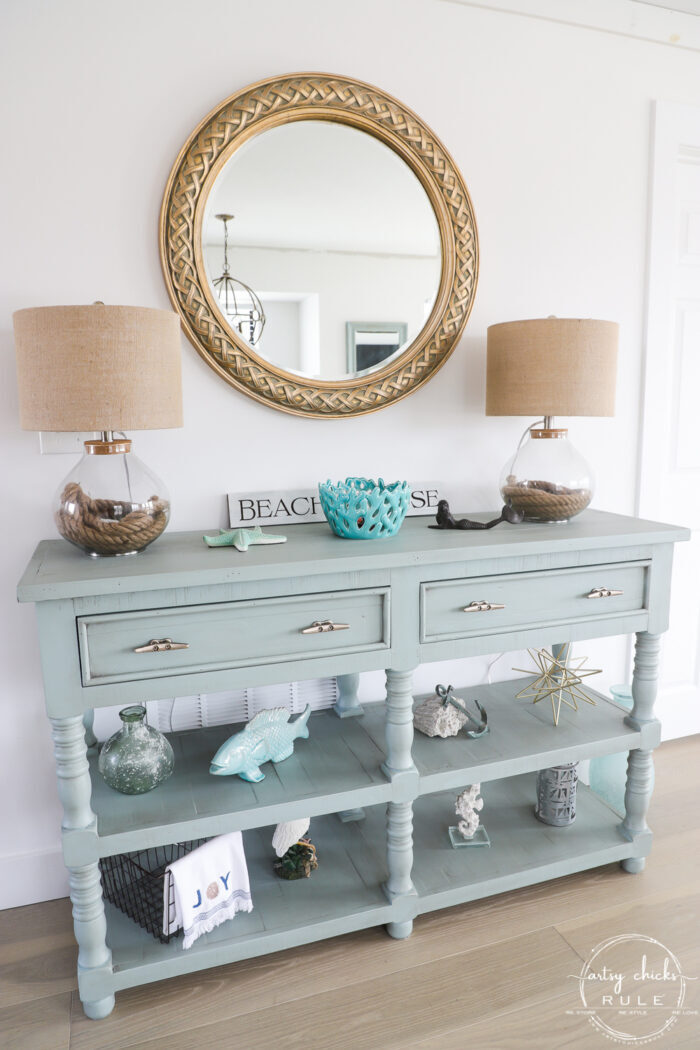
[213,213,266,345]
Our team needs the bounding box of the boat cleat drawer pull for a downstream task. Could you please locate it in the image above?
[462,600,505,613]
[300,620,350,634]
[133,638,190,653]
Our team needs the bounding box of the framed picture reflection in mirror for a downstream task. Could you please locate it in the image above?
[346,321,408,374]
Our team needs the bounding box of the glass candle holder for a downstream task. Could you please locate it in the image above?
[535,762,578,826]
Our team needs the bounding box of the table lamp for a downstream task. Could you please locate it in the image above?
[13,303,183,556]
[486,317,618,523]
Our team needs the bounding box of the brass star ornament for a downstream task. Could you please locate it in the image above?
[512,644,601,726]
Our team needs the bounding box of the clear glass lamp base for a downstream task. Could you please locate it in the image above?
[500,427,594,524]
[54,437,170,557]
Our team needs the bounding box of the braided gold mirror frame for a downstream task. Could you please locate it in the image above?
[160,73,479,417]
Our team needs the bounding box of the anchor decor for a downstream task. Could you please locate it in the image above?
[513,644,601,727]
[413,684,488,739]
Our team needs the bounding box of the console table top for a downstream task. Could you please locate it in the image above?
[18,509,689,602]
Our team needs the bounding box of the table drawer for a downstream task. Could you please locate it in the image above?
[420,562,648,643]
[78,587,390,686]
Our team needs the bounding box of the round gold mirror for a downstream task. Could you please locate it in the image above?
[160,73,478,417]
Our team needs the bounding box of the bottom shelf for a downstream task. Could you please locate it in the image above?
[100,775,635,995]
[105,810,392,992]
[411,778,633,914]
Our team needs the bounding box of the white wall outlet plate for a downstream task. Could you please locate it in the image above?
[39,432,99,455]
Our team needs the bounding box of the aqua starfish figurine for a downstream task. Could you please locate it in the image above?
[203,526,287,552]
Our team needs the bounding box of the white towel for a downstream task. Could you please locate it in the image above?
[163,832,253,949]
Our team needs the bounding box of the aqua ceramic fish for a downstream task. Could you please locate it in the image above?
[209,705,311,782]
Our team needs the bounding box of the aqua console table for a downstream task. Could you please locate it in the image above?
[17,510,688,1019]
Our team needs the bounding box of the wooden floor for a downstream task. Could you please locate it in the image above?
[2,736,699,1050]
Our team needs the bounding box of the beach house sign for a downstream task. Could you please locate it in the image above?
[228,484,440,528]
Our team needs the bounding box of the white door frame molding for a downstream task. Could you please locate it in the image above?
[639,99,700,739]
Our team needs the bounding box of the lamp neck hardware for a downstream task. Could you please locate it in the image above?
[530,428,568,440]
[84,432,132,455]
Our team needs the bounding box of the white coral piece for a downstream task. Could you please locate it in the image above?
[455,784,484,839]
[413,695,468,738]
[272,818,310,858]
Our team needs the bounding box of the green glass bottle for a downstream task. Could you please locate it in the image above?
[98,705,174,794]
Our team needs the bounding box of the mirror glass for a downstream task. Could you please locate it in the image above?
[202,121,442,381]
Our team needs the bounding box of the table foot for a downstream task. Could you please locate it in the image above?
[82,994,115,1020]
[621,857,646,874]
[387,920,413,940]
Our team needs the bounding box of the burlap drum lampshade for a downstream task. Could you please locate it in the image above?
[486,317,618,419]
[13,303,184,556]
[485,317,619,523]
[13,303,183,432]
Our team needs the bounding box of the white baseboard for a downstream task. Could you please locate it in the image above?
[0,846,69,910]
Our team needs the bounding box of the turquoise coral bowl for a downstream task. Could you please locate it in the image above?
[318,477,410,539]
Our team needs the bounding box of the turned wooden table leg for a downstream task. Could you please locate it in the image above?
[50,715,114,1019]
[334,672,363,718]
[551,641,569,667]
[82,709,98,750]
[335,673,365,820]
[386,800,414,939]
[51,715,96,831]
[382,668,415,778]
[621,632,660,873]
[70,864,114,1019]
[382,668,417,938]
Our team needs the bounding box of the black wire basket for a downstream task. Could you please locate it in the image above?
[100,839,209,944]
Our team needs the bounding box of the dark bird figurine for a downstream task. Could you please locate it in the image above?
[430,499,524,530]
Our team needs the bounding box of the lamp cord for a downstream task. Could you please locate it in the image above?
[115,431,134,504]
[517,418,545,451]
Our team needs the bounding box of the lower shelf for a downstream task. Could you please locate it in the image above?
[97,775,637,997]
[104,811,391,993]
[411,777,635,914]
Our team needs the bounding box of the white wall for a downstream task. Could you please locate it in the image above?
[1,0,699,907]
